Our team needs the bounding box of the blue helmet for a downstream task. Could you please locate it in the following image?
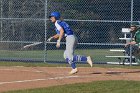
[49,12,61,20]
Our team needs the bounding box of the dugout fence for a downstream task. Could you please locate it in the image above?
[0,0,140,65]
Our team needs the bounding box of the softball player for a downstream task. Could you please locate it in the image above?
[125,22,140,62]
[48,12,93,74]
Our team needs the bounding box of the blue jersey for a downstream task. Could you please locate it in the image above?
[55,20,73,36]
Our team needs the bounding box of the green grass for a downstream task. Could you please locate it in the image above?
[1,50,140,93]
[0,49,139,68]
[0,50,44,59]
[0,61,67,67]
[0,49,124,62]
[0,61,140,69]
[3,81,140,93]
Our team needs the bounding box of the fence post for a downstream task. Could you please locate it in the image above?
[44,0,48,63]
[130,0,134,66]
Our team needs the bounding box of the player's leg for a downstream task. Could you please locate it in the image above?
[125,45,138,62]
[64,50,76,69]
[65,35,78,74]
[73,55,93,67]
[72,35,93,67]
[64,51,93,67]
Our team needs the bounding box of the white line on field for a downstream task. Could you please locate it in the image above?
[0,68,44,73]
[0,76,79,85]
[0,68,69,76]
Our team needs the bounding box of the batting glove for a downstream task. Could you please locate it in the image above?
[47,37,53,42]
[56,40,60,48]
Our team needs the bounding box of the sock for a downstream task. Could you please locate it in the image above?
[71,63,76,69]
[66,58,76,69]
[73,55,87,62]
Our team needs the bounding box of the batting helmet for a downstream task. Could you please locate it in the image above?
[131,22,140,28]
[49,12,61,20]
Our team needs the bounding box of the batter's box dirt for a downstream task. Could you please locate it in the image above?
[0,67,140,92]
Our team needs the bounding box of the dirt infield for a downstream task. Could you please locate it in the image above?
[0,66,140,92]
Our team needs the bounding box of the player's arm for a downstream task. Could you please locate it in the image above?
[125,41,136,47]
[54,21,64,48]
[52,34,59,39]
[56,28,64,48]
[57,28,64,42]
[47,34,59,42]
[126,39,136,44]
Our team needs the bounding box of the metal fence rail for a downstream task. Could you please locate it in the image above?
[0,0,139,64]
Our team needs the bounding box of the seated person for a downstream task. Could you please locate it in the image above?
[125,22,140,63]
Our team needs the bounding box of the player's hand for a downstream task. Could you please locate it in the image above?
[56,40,60,48]
[125,44,129,47]
[47,37,53,42]
[125,42,131,47]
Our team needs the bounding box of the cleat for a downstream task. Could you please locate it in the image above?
[87,56,93,67]
[69,68,78,75]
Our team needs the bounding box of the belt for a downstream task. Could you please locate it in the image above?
[65,34,74,37]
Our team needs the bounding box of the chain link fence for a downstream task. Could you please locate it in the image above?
[0,0,139,64]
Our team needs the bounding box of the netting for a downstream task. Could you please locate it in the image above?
[0,0,140,64]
